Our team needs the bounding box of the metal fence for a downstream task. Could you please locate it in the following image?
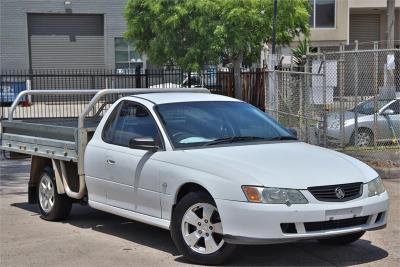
[266,49,400,164]
[1,48,399,164]
[265,70,325,145]
[0,68,238,120]
[314,40,400,53]
[0,68,272,120]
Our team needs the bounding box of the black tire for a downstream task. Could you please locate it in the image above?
[37,166,72,221]
[170,191,236,265]
[318,231,365,245]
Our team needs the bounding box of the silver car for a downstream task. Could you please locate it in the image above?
[316,95,400,147]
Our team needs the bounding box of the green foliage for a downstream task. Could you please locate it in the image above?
[292,37,309,67]
[125,0,310,72]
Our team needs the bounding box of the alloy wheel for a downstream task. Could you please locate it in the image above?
[181,203,224,254]
[38,174,55,213]
[356,131,371,147]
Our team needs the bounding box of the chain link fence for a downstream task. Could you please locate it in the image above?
[314,40,400,53]
[265,70,325,144]
[267,48,400,165]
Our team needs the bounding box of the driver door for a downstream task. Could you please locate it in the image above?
[101,100,162,217]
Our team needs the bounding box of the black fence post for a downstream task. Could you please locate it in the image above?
[145,69,149,88]
[231,68,235,97]
[135,65,141,88]
[187,71,191,88]
[91,71,95,89]
[0,71,3,120]
[180,69,184,86]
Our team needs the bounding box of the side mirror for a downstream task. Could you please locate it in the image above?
[287,128,298,138]
[129,137,159,151]
[381,109,394,116]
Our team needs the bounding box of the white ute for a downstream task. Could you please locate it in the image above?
[1,88,389,265]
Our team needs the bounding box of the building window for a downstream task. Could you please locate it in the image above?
[115,37,143,73]
[309,0,335,28]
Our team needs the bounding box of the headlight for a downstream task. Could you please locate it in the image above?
[368,177,385,197]
[242,186,308,205]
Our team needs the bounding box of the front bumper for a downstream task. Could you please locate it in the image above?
[314,125,352,145]
[216,191,389,245]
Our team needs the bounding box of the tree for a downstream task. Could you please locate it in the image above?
[291,37,309,70]
[125,0,310,99]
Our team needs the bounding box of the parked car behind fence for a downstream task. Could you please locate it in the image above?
[315,94,400,147]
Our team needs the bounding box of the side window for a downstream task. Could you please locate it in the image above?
[386,100,400,114]
[102,101,160,147]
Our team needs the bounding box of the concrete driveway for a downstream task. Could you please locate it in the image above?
[1,158,399,266]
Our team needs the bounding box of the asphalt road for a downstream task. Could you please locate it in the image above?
[1,158,399,266]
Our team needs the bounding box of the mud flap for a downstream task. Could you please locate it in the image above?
[28,183,37,204]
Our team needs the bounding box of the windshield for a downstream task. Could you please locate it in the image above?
[156,101,295,148]
[351,98,391,115]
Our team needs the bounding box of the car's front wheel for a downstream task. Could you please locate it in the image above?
[318,231,365,245]
[351,129,373,147]
[170,191,236,265]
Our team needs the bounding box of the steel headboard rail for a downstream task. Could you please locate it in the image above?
[7,88,210,125]
[8,89,100,121]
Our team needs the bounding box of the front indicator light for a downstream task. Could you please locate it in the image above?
[242,186,308,204]
[242,186,262,203]
[368,177,385,197]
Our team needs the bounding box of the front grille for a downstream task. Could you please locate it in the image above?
[308,182,363,202]
[304,216,369,232]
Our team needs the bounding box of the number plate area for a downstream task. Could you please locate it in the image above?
[325,207,362,220]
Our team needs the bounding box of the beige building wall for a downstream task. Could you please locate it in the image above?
[309,0,349,46]
[307,0,399,48]
[348,0,400,8]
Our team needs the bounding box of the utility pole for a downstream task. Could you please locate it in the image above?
[386,0,395,90]
[271,0,278,54]
[268,0,278,116]
[388,0,400,92]
[387,0,395,49]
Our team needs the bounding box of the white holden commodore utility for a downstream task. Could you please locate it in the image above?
[82,92,389,264]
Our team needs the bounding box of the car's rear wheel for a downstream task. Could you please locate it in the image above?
[170,191,236,265]
[37,166,72,221]
[318,231,365,245]
[351,129,373,147]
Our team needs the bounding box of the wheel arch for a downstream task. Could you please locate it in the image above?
[355,126,374,134]
[171,182,216,220]
[174,182,214,205]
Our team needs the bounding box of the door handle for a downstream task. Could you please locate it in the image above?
[106,159,116,165]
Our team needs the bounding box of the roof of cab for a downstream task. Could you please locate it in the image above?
[127,92,241,105]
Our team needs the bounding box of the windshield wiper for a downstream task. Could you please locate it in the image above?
[267,136,298,141]
[203,136,267,146]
